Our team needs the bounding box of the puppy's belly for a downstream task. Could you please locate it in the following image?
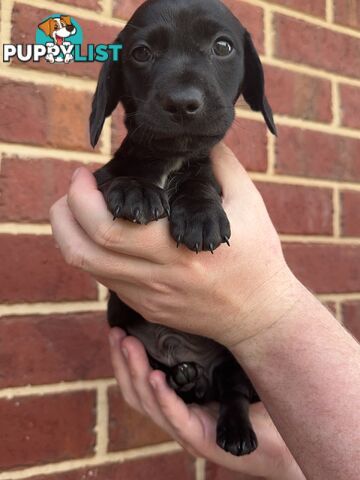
[126,319,229,373]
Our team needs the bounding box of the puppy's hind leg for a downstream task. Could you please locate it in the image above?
[214,359,258,456]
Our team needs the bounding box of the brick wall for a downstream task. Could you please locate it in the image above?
[0,0,359,479]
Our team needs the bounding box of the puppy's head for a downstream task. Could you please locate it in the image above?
[38,16,76,44]
[90,0,276,153]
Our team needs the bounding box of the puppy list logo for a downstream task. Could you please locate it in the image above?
[3,14,122,64]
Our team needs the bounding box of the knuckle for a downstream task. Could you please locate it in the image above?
[64,245,86,269]
[94,222,119,249]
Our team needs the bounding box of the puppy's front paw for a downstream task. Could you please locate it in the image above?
[216,415,258,456]
[170,202,231,253]
[105,178,170,225]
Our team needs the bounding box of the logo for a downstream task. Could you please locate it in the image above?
[3,14,122,64]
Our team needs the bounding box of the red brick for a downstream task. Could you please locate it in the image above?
[264,65,332,123]
[0,79,94,151]
[108,386,170,451]
[275,126,360,182]
[263,0,326,17]
[283,243,360,293]
[340,84,360,130]
[274,14,360,78]
[0,313,111,388]
[342,301,360,341]
[334,0,360,30]
[256,182,333,235]
[341,191,360,237]
[225,118,268,172]
[59,0,101,10]
[0,234,98,303]
[113,0,264,52]
[0,158,101,223]
[11,4,119,79]
[28,453,196,480]
[113,0,146,20]
[0,391,96,471]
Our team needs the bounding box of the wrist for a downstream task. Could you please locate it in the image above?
[229,278,320,367]
[222,265,305,351]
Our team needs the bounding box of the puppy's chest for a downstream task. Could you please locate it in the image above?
[158,157,187,190]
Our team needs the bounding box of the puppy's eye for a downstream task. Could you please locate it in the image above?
[213,38,233,57]
[54,25,59,30]
[131,46,152,63]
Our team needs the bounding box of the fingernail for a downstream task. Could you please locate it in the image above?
[150,379,157,390]
[121,347,128,359]
[72,168,81,182]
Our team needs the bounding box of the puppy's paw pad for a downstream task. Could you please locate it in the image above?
[105,178,170,225]
[216,420,258,456]
[170,203,231,253]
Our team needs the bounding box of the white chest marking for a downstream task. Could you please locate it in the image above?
[158,157,185,188]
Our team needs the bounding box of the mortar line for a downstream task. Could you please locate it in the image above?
[331,80,341,127]
[98,284,109,302]
[0,301,107,317]
[100,117,113,156]
[101,0,113,17]
[236,107,360,140]
[0,443,181,480]
[0,65,96,91]
[280,235,360,245]
[326,0,335,23]
[250,173,360,191]
[195,458,206,480]
[264,9,274,57]
[0,379,115,399]
[317,293,360,302]
[95,384,109,457]
[266,128,276,175]
[0,224,52,235]
[1,0,15,63]
[335,301,343,323]
[332,186,341,237]
[0,143,109,163]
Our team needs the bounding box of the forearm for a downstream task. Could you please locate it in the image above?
[232,282,360,480]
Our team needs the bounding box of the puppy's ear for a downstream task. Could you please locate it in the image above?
[38,19,52,37]
[242,31,277,135]
[90,45,122,148]
[60,15,72,26]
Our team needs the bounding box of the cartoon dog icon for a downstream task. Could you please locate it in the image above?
[38,15,77,64]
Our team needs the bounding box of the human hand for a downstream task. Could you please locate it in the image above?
[108,328,304,480]
[50,143,301,350]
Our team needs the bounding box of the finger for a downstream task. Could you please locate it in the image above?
[109,328,143,412]
[67,168,179,264]
[122,336,180,436]
[50,196,155,283]
[149,370,194,439]
[211,142,256,200]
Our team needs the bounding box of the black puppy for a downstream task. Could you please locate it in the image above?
[90,0,276,456]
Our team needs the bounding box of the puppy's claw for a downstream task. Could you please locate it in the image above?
[176,235,182,248]
[164,206,171,218]
[113,206,121,221]
[154,208,159,221]
[195,243,200,254]
[134,208,141,223]
[209,243,214,254]
[224,236,231,247]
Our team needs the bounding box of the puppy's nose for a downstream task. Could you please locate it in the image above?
[66,25,75,32]
[161,88,204,118]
